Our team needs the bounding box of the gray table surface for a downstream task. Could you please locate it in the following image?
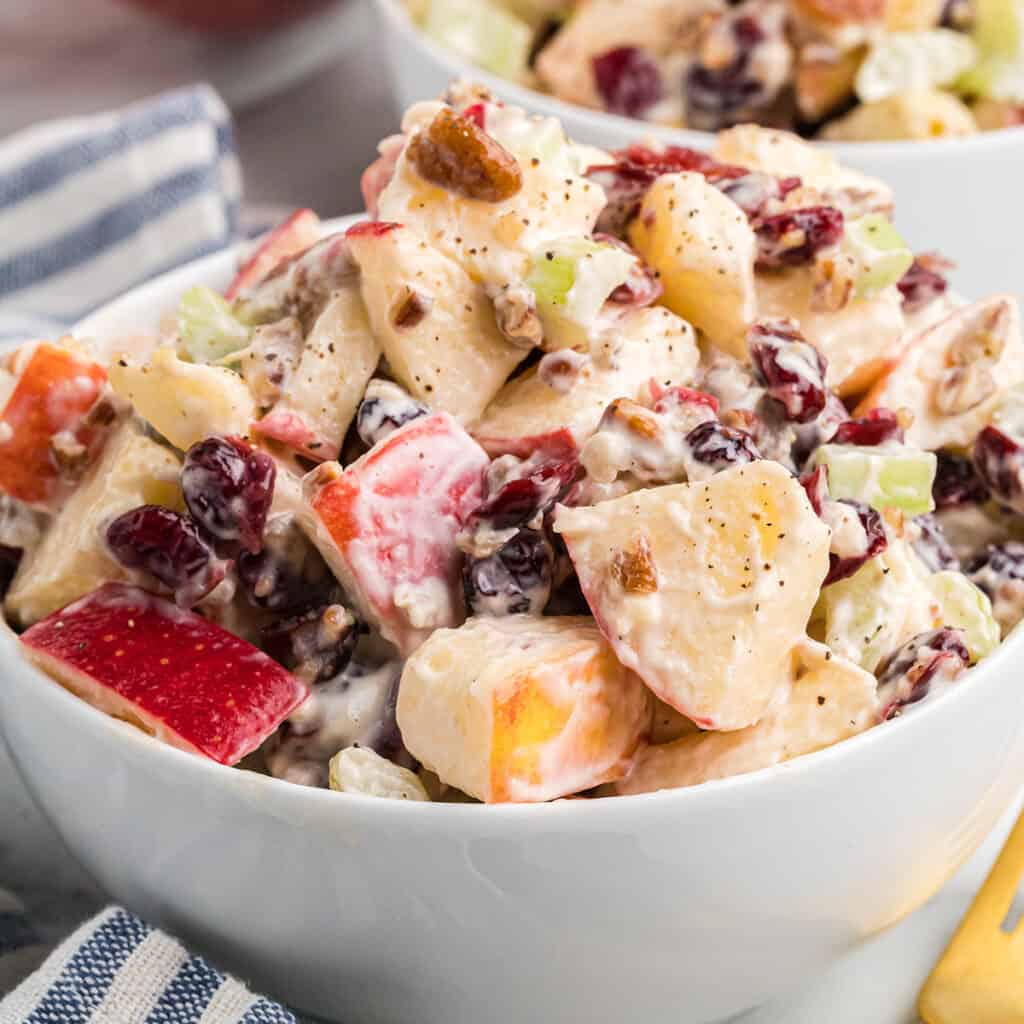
[0,0,397,1008]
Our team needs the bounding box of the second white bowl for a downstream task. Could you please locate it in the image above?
[371,0,1024,302]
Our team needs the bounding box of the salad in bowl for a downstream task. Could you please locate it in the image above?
[405,0,1024,140]
[2,83,1020,805]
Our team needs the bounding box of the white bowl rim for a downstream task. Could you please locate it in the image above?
[3,213,1017,821]
[373,0,1024,159]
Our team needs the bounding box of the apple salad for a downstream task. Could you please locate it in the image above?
[3,86,1020,803]
[409,0,1024,139]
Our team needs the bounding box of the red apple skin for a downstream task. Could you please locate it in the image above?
[224,208,321,300]
[20,583,308,766]
[0,343,109,508]
[119,0,329,34]
[307,412,489,653]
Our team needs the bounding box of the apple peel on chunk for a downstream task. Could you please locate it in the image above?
[20,583,308,765]
[225,208,321,301]
[0,341,110,508]
[397,614,653,803]
[617,639,878,794]
[301,412,489,655]
[556,460,831,730]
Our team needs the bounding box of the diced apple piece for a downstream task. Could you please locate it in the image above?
[376,103,606,291]
[756,268,905,396]
[854,29,977,105]
[347,223,522,423]
[475,305,699,456]
[813,442,937,515]
[176,285,251,364]
[845,214,914,298]
[629,172,756,359]
[820,90,978,141]
[20,582,307,765]
[252,286,380,460]
[556,461,831,730]
[856,296,1024,450]
[420,0,533,80]
[811,538,941,672]
[617,639,878,793]
[0,341,110,508]
[397,614,653,803]
[301,412,488,654]
[713,125,894,218]
[225,208,321,301]
[5,423,181,627]
[108,347,257,452]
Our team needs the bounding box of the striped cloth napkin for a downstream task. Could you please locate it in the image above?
[0,908,295,1024]
[0,83,241,343]
[0,85,300,1022]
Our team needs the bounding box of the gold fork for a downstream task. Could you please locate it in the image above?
[919,810,1024,1023]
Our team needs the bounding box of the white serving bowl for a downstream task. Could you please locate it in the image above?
[3,221,1024,1024]
[372,0,1024,302]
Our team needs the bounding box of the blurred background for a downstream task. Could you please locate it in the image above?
[0,0,394,215]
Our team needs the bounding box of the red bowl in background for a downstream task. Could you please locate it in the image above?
[118,0,331,33]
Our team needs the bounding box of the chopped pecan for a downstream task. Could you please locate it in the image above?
[611,535,659,594]
[493,284,544,348]
[407,107,523,203]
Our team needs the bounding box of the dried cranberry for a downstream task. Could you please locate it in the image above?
[463,528,555,617]
[968,541,1024,588]
[933,449,989,509]
[717,172,801,218]
[791,392,846,469]
[833,409,905,447]
[876,628,970,720]
[236,529,336,613]
[262,604,359,685]
[822,498,888,585]
[651,384,719,416]
[474,451,581,530]
[592,46,663,119]
[749,319,829,424]
[973,426,1024,512]
[355,381,429,448]
[106,505,226,607]
[181,436,275,556]
[461,102,486,129]
[897,254,951,313]
[754,207,844,269]
[685,420,761,472]
[912,513,959,573]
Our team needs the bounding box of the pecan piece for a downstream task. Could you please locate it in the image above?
[407,107,523,203]
[611,535,659,594]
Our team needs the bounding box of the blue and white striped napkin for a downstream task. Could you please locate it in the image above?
[0,908,295,1023]
[0,85,303,1022]
[0,83,241,344]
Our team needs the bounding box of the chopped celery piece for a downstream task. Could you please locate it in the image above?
[856,30,977,103]
[846,215,914,298]
[814,443,937,516]
[927,570,1001,661]
[423,0,533,80]
[177,286,250,364]
[957,0,1024,97]
[527,238,635,344]
[813,540,938,673]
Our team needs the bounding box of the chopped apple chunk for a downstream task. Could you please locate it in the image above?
[252,286,380,460]
[397,615,652,803]
[5,423,181,627]
[108,347,256,452]
[20,583,308,765]
[225,208,321,300]
[629,172,757,358]
[0,341,111,508]
[347,223,523,423]
[617,640,878,793]
[474,306,699,456]
[301,412,488,654]
[857,296,1024,450]
[556,460,830,730]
